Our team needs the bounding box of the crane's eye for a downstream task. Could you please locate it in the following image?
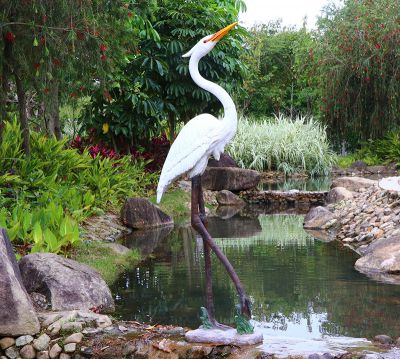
[203,40,207,43]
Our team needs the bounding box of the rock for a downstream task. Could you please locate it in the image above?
[0,337,15,350]
[32,334,51,352]
[207,215,262,238]
[15,335,34,347]
[40,313,63,328]
[207,153,238,168]
[102,242,131,255]
[60,354,71,359]
[216,190,245,206]
[326,187,353,204]
[202,167,261,191]
[62,322,83,332]
[0,228,40,336]
[303,206,335,229]
[19,253,115,313]
[185,328,263,346]
[19,345,36,359]
[396,337,400,347]
[64,333,83,344]
[331,176,377,191]
[5,346,19,359]
[374,334,393,345]
[349,160,368,170]
[63,343,76,353]
[121,197,173,229]
[355,236,400,273]
[49,343,62,359]
[36,352,49,359]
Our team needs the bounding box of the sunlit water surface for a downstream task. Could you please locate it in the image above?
[112,212,400,357]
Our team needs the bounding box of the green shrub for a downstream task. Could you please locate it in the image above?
[227,114,336,175]
[0,118,156,254]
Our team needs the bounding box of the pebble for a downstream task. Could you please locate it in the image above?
[33,334,51,351]
[0,337,15,350]
[37,351,50,359]
[5,346,19,359]
[64,332,83,344]
[15,335,34,347]
[41,314,63,328]
[61,322,83,332]
[63,343,76,353]
[60,354,71,359]
[19,344,36,359]
[49,343,62,359]
[374,334,393,345]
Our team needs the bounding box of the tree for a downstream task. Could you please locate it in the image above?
[81,0,249,150]
[238,21,319,118]
[316,0,400,149]
[0,0,149,152]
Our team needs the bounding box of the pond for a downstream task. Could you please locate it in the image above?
[111,212,400,356]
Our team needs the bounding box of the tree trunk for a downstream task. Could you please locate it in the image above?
[168,112,176,140]
[14,71,30,156]
[1,33,13,141]
[45,81,62,139]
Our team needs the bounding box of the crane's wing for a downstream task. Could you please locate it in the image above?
[157,114,223,203]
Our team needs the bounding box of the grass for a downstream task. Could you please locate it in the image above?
[72,241,140,285]
[150,188,191,220]
[227,114,337,176]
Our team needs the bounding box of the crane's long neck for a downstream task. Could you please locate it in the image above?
[189,54,237,133]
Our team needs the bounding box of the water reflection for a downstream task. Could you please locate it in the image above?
[260,177,332,192]
[112,213,400,341]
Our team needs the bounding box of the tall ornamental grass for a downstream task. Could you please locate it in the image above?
[227,114,336,176]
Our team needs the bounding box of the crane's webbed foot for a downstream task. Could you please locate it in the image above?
[240,294,252,320]
[200,307,231,331]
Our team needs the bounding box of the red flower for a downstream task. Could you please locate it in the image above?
[100,54,107,60]
[52,58,61,66]
[374,43,381,49]
[33,63,41,70]
[5,32,15,43]
[43,88,49,94]
[70,92,77,98]
[99,44,107,52]
[79,85,86,92]
[128,11,133,17]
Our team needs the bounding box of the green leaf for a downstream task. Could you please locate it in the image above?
[33,37,39,46]
[32,222,43,244]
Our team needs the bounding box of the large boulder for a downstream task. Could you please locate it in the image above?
[355,236,400,274]
[303,206,335,229]
[202,167,260,191]
[216,190,245,206]
[121,197,173,229]
[207,153,238,168]
[331,176,377,191]
[326,186,353,204]
[0,229,40,336]
[19,253,115,313]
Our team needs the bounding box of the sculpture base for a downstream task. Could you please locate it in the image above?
[185,328,263,346]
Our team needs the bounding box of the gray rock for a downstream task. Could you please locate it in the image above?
[374,334,393,345]
[62,322,83,332]
[102,242,131,255]
[396,337,400,347]
[216,190,245,206]
[15,335,34,347]
[64,333,83,344]
[19,345,36,359]
[121,197,173,229]
[49,343,62,359]
[303,206,335,229]
[63,343,76,353]
[5,346,19,359]
[32,334,50,351]
[185,328,263,346]
[207,153,238,168]
[355,236,400,273]
[0,228,40,336]
[60,354,71,359]
[0,337,15,350]
[202,167,261,191]
[326,186,353,204]
[19,253,114,313]
[331,176,377,191]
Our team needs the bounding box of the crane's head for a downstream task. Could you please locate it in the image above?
[182,22,238,59]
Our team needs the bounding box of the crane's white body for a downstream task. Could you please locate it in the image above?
[156,34,237,203]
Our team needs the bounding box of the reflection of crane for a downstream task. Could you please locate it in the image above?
[157,22,251,327]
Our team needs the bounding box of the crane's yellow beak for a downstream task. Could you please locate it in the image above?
[206,22,238,43]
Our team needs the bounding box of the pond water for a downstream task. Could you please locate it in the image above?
[260,176,332,192]
[111,212,400,356]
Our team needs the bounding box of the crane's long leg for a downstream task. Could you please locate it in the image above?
[191,175,251,321]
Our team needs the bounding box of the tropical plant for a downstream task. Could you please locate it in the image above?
[80,0,249,149]
[316,0,400,149]
[227,114,336,175]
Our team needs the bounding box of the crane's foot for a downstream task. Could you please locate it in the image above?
[235,304,254,334]
[240,294,252,320]
[199,307,231,331]
[199,212,208,226]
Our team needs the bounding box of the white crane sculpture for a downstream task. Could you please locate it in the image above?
[157,22,252,329]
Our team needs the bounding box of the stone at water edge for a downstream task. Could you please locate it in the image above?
[0,228,40,336]
[216,190,245,206]
[202,167,260,191]
[331,176,377,191]
[19,253,115,313]
[303,206,335,230]
[121,197,173,229]
[185,328,263,346]
[326,186,353,204]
